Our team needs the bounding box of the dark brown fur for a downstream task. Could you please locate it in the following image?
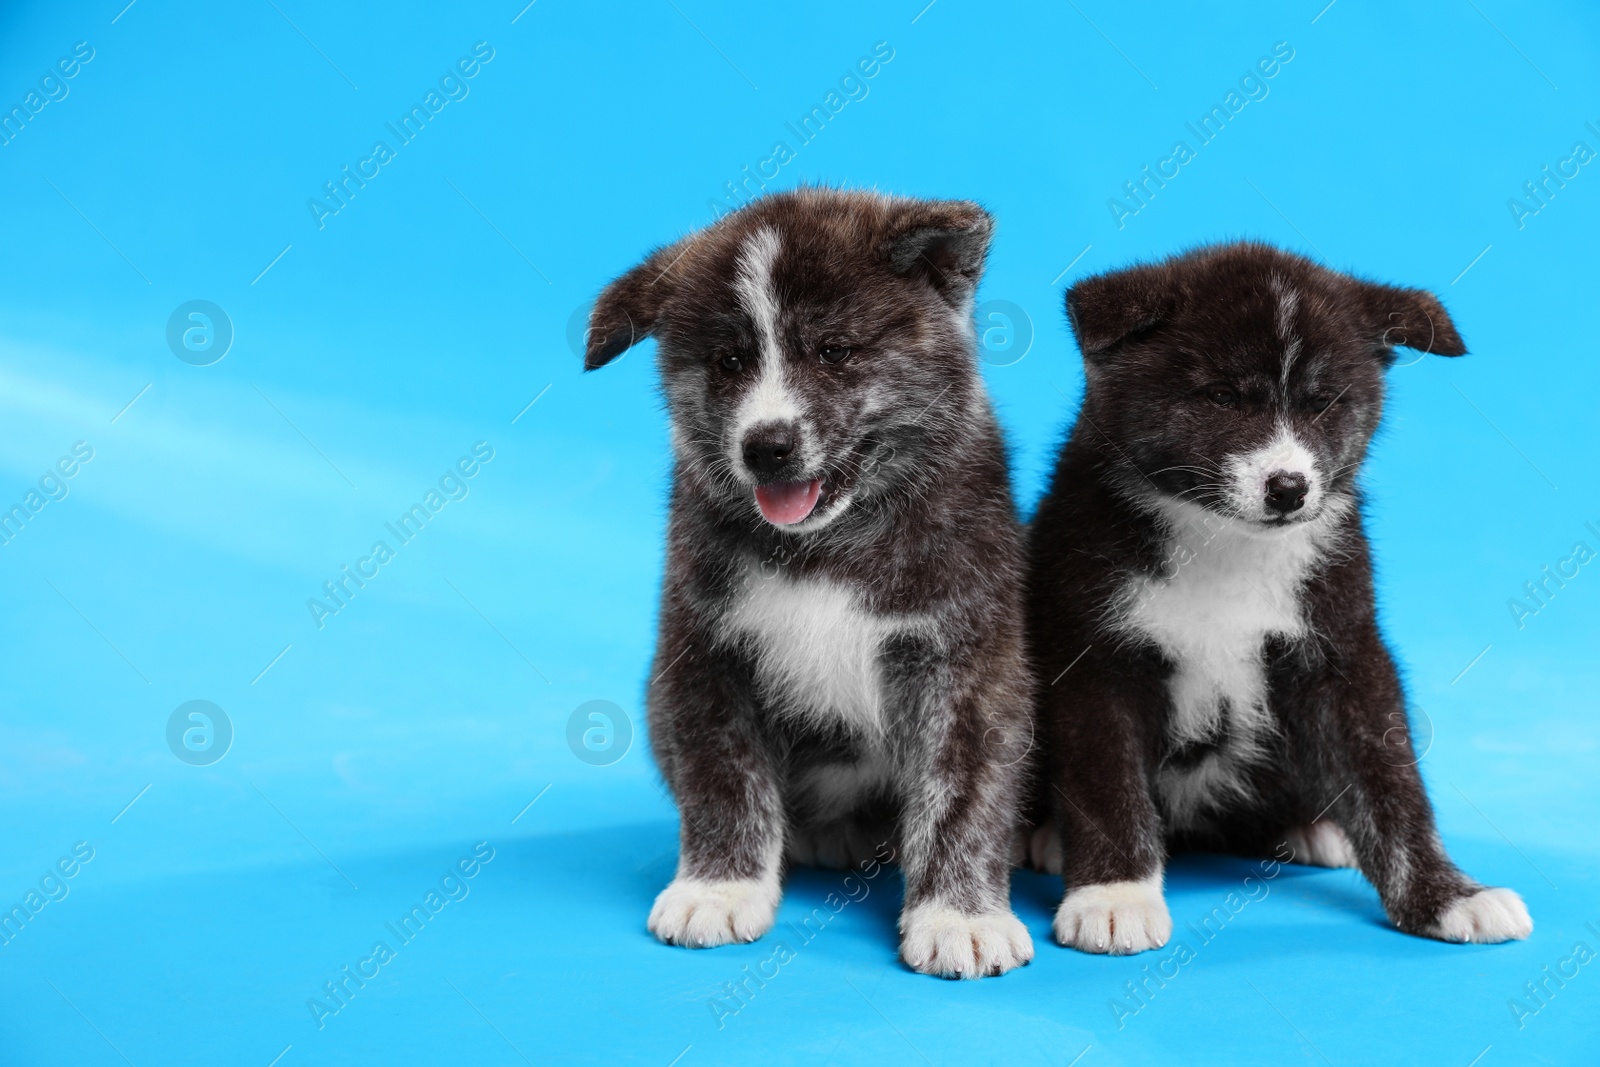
[587,189,1035,977]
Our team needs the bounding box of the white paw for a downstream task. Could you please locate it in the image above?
[1028,819,1062,875]
[1053,877,1171,955]
[1283,820,1358,868]
[1426,887,1533,944]
[647,877,779,948]
[899,904,1034,979]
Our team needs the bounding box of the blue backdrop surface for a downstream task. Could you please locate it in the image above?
[0,1,1596,1064]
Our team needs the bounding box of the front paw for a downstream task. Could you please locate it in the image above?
[899,904,1034,979]
[1423,887,1533,944]
[647,877,779,947]
[1053,878,1171,955]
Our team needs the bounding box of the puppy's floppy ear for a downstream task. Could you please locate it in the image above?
[1353,281,1467,358]
[884,199,993,306]
[584,237,692,371]
[1065,263,1176,361]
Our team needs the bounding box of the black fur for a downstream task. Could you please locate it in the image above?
[1028,241,1530,951]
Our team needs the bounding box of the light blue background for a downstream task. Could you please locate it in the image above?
[0,1,1596,1064]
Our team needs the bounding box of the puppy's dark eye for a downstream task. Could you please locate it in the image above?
[1203,385,1238,408]
[719,353,743,372]
[819,345,852,365]
[1306,393,1336,413]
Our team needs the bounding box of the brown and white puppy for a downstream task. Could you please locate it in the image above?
[585,188,1034,978]
[1028,242,1532,953]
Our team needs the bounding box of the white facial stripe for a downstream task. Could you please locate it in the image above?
[1281,336,1302,390]
[736,226,783,364]
[1225,425,1320,521]
[1272,278,1299,339]
[1271,274,1301,390]
[731,227,798,442]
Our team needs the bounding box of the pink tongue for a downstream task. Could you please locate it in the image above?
[754,479,822,525]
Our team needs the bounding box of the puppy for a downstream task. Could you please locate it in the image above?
[584,189,1034,978]
[1028,242,1532,952]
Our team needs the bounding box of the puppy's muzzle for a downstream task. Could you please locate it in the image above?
[740,420,827,526]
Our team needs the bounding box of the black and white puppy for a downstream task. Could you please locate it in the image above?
[585,188,1034,978]
[1028,242,1532,953]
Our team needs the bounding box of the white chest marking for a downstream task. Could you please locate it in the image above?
[1113,497,1337,823]
[720,568,920,739]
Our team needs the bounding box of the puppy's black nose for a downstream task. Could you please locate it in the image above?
[1264,472,1308,515]
[742,425,796,476]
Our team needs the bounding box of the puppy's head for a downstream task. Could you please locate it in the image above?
[1066,242,1466,530]
[585,189,993,532]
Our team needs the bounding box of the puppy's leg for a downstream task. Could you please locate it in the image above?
[1043,659,1172,955]
[897,741,1034,978]
[1301,628,1531,944]
[646,629,785,949]
[893,644,1033,979]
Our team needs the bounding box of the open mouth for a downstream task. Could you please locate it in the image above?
[747,437,878,527]
[754,479,824,525]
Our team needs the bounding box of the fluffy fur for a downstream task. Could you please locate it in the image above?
[1028,241,1531,951]
[586,188,1035,978]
